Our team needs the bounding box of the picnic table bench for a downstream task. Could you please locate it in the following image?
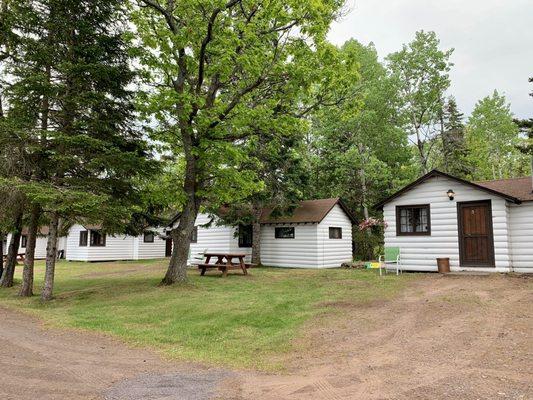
[196,252,255,277]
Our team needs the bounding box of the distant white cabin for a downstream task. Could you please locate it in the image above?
[5,224,167,262]
[5,227,66,260]
[376,170,533,273]
[64,224,167,262]
[172,198,356,269]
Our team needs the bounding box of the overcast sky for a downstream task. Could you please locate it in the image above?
[328,0,533,119]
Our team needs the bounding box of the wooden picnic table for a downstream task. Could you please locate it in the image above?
[197,252,253,277]
[2,253,25,263]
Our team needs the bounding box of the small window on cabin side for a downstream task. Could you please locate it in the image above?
[275,227,295,239]
[329,227,342,239]
[238,225,253,248]
[190,226,198,243]
[90,230,106,247]
[143,231,155,243]
[21,235,28,248]
[396,205,430,235]
[79,230,88,247]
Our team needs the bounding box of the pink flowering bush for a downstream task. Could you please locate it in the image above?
[358,217,388,232]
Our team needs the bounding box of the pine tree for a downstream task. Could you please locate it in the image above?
[2,0,154,299]
[515,77,532,155]
[441,97,470,177]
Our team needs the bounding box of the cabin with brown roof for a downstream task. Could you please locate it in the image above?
[181,198,356,268]
[375,170,533,273]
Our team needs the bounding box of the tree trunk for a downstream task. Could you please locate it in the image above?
[162,197,198,285]
[358,144,372,259]
[0,231,4,279]
[251,203,262,266]
[0,209,23,288]
[19,205,41,297]
[41,212,59,301]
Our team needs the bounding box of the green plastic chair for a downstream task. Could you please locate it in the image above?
[378,247,402,276]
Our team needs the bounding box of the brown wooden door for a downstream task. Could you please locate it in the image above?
[458,201,495,267]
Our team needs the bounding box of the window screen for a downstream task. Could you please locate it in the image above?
[396,205,430,235]
[275,227,295,239]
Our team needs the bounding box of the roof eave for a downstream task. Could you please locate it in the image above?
[374,169,522,209]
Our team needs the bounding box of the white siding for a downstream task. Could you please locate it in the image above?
[85,235,134,261]
[66,224,165,262]
[188,214,234,263]
[509,202,533,273]
[229,226,252,262]
[188,207,353,269]
[317,204,353,268]
[135,229,167,260]
[260,224,319,268]
[6,233,65,260]
[383,175,512,272]
[65,224,89,261]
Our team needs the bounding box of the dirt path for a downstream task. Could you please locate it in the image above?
[0,307,229,400]
[221,274,533,400]
[1,274,531,400]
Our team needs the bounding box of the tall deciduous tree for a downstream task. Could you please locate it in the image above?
[466,90,528,180]
[216,42,359,265]
[132,0,346,284]
[387,31,453,174]
[306,40,413,259]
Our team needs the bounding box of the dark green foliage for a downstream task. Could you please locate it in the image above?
[3,0,155,231]
[440,97,470,177]
[515,77,532,155]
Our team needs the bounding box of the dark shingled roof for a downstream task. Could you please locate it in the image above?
[476,176,533,202]
[260,198,356,224]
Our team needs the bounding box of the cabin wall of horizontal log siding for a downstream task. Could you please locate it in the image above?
[509,202,533,273]
[259,224,320,268]
[383,175,512,272]
[317,204,353,268]
[190,205,354,269]
[65,224,166,262]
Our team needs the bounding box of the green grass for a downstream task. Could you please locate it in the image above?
[0,260,413,370]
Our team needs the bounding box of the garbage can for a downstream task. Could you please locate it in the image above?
[437,258,450,273]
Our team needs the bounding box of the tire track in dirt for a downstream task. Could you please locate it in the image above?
[0,307,229,400]
[221,274,533,400]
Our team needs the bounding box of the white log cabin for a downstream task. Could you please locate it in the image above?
[376,170,533,273]
[5,198,355,267]
[172,198,356,269]
[5,225,167,262]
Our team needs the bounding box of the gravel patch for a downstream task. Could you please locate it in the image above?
[104,370,232,400]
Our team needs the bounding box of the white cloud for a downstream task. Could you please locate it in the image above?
[328,0,533,118]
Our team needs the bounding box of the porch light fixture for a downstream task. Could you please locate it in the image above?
[447,189,455,201]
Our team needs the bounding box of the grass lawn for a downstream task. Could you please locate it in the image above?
[0,260,413,370]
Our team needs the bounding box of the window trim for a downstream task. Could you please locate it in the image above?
[275,227,295,239]
[21,235,28,248]
[79,230,88,247]
[143,231,155,243]
[396,204,431,236]
[89,230,107,247]
[238,224,253,248]
[329,227,343,239]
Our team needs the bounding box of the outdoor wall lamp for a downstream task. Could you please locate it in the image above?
[447,189,455,201]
